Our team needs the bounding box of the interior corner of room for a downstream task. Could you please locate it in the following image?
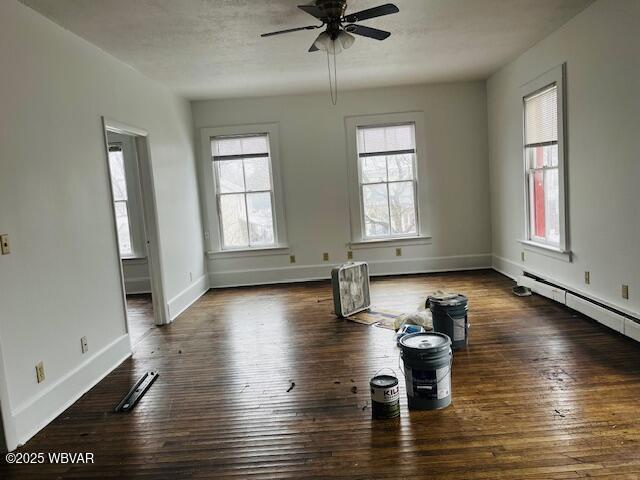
[1,0,639,476]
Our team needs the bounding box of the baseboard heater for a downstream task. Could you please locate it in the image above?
[517,272,640,343]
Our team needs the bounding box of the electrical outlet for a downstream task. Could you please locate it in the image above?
[323,252,329,262]
[347,251,353,260]
[289,255,296,264]
[396,248,402,257]
[622,284,629,300]
[521,251,525,262]
[584,271,590,285]
[81,336,89,354]
[35,361,45,383]
[0,234,10,255]
[204,231,210,240]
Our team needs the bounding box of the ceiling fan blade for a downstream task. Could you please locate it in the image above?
[261,25,320,37]
[298,3,325,19]
[346,24,391,41]
[308,32,322,52]
[343,3,399,23]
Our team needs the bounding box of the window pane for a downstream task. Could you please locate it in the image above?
[545,168,560,245]
[525,85,557,145]
[533,169,545,238]
[387,154,414,181]
[358,124,414,154]
[114,201,132,256]
[526,144,558,169]
[216,160,245,193]
[220,194,248,248]
[213,135,269,157]
[213,138,242,156]
[362,184,390,237]
[360,156,387,183]
[240,136,268,155]
[108,150,127,201]
[246,192,275,246]
[244,157,271,191]
[389,182,417,235]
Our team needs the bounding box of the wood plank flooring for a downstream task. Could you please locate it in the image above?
[2,270,640,478]
[126,293,155,346]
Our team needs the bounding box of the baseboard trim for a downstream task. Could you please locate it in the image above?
[124,276,151,294]
[209,254,492,288]
[167,274,209,321]
[10,334,131,450]
[491,254,523,280]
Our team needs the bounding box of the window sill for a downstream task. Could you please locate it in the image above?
[519,240,572,263]
[349,235,432,250]
[121,256,147,264]
[207,246,290,260]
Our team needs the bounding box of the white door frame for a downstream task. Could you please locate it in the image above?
[101,117,169,329]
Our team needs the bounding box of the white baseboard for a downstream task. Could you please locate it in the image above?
[209,254,492,288]
[9,334,131,450]
[167,274,209,321]
[492,254,523,280]
[124,276,151,294]
[566,293,624,333]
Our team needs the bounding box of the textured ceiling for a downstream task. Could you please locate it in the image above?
[21,0,593,100]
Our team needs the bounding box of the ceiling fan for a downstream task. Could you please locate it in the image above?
[261,0,399,54]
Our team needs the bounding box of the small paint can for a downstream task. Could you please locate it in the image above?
[370,374,400,418]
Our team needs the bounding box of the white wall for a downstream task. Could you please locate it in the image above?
[192,82,492,287]
[488,0,640,316]
[0,0,205,449]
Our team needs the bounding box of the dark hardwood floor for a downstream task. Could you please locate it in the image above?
[126,293,155,346]
[3,270,640,479]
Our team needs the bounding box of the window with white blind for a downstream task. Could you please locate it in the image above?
[356,123,419,239]
[521,64,568,254]
[108,144,133,256]
[212,134,276,249]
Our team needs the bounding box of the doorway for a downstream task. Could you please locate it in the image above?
[102,118,168,346]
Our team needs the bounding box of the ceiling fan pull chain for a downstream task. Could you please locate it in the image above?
[327,49,338,105]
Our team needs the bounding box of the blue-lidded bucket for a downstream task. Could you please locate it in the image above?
[427,293,469,350]
[400,332,452,410]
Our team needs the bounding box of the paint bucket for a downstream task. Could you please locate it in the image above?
[427,293,469,350]
[400,332,452,410]
[370,374,400,418]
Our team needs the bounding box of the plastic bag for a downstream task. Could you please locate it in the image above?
[393,309,433,331]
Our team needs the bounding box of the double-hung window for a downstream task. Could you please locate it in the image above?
[522,64,567,253]
[356,123,418,239]
[108,144,133,256]
[212,134,276,249]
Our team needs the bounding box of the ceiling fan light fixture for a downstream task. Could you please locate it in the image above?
[337,30,355,50]
[313,31,342,55]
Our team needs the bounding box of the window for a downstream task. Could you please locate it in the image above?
[108,144,133,256]
[522,63,567,253]
[356,123,418,239]
[212,134,276,249]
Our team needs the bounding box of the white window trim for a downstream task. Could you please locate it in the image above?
[345,111,429,244]
[520,63,570,257]
[200,123,288,254]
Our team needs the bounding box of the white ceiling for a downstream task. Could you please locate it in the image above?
[21,0,593,100]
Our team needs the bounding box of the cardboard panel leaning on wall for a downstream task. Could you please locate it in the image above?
[0,0,205,449]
